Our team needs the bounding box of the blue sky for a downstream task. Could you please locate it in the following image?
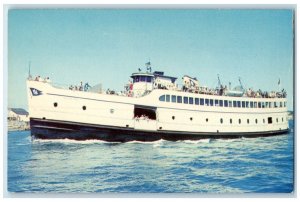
[8,9,294,110]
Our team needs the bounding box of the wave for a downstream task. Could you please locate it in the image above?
[32,138,121,145]
[179,139,211,144]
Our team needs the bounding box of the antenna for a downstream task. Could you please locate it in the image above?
[28,61,32,79]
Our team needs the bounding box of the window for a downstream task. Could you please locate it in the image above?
[247,119,249,124]
[284,102,286,107]
[206,118,209,122]
[258,102,261,108]
[141,76,146,82]
[262,102,265,108]
[242,101,245,108]
[220,118,223,124]
[246,101,249,108]
[229,101,232,107]
[195,98,199,105]
[237,101,241,108]
[233,101,237,107]
[159,95,165,102]
[177,96,182,103]
[210,99,214,106]
[269,102,272,108]
[230,119,232,124]
[268,117,272,124]
[219,100,223,107]
[146,77,152,82]
[171,95,176,103]
[274,102,278,108]
[265,102,269,108]
[276,118,278,123]
[255,119,258,124]
[224,100,228,107]
[215,99,219,106]
[239,119,241,124]
[200,98,204,105]
[282,117,284,122]
[205,99,209,106]
[189,97,193,104]
[254,102,257,108]
[280,102,283,108]
[166,95,170,102]
[54,102,58,107]
[172,116,175,120]
[263,119,265,124]
[250,101,254,108]
[82,106,86,110]
[184,97,188,104]
[190,117,193,121]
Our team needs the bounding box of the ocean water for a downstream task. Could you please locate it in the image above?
[7,121,294,194]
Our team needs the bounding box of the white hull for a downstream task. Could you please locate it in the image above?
[27,80,289,141]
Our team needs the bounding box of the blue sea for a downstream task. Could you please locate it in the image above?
[7,121,294,194]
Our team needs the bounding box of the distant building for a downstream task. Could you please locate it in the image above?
[8,108,29,122]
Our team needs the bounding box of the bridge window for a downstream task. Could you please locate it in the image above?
[239,119,241,124]
[177,96,182,103]
[184,97,188,104]
[159,95,165,102]
[220,118,223,124]
[230,119,232,124]
[237,101,241,108]
[246,101,249,108]
[254,102,257,108]
[250,101,253,108]
[209,99,214,106]
[189,97,193,104]
[146,77,152,82]
[280,102,283,107]
[166,95,170,102]
[195,98,199,105]
[200,98,204,105]
[284,102,286,107]
[274,102,278,108]
[242,101,245,108]
[229,101,232,107]
[262,102,265,108]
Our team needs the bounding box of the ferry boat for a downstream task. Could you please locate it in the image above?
[26,63,289,142]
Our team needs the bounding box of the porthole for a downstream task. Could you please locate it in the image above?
[263,119,265,124]
[282,117,284,122]
[172,116,175,120]
[82,106,86,110]
[220,118,223,124]
[230,119,232,124]
[190,117,193,121]
[247,119,249,124]
[276,118,278,123]
[206,118,208,122]
[239,119,241,124]
[53,102,58,107]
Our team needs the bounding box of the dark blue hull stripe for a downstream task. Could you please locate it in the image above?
[30,118,289,142]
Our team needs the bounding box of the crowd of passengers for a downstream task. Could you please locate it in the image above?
[180,84,287,98]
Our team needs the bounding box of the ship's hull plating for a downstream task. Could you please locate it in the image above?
[30,118,289,142]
